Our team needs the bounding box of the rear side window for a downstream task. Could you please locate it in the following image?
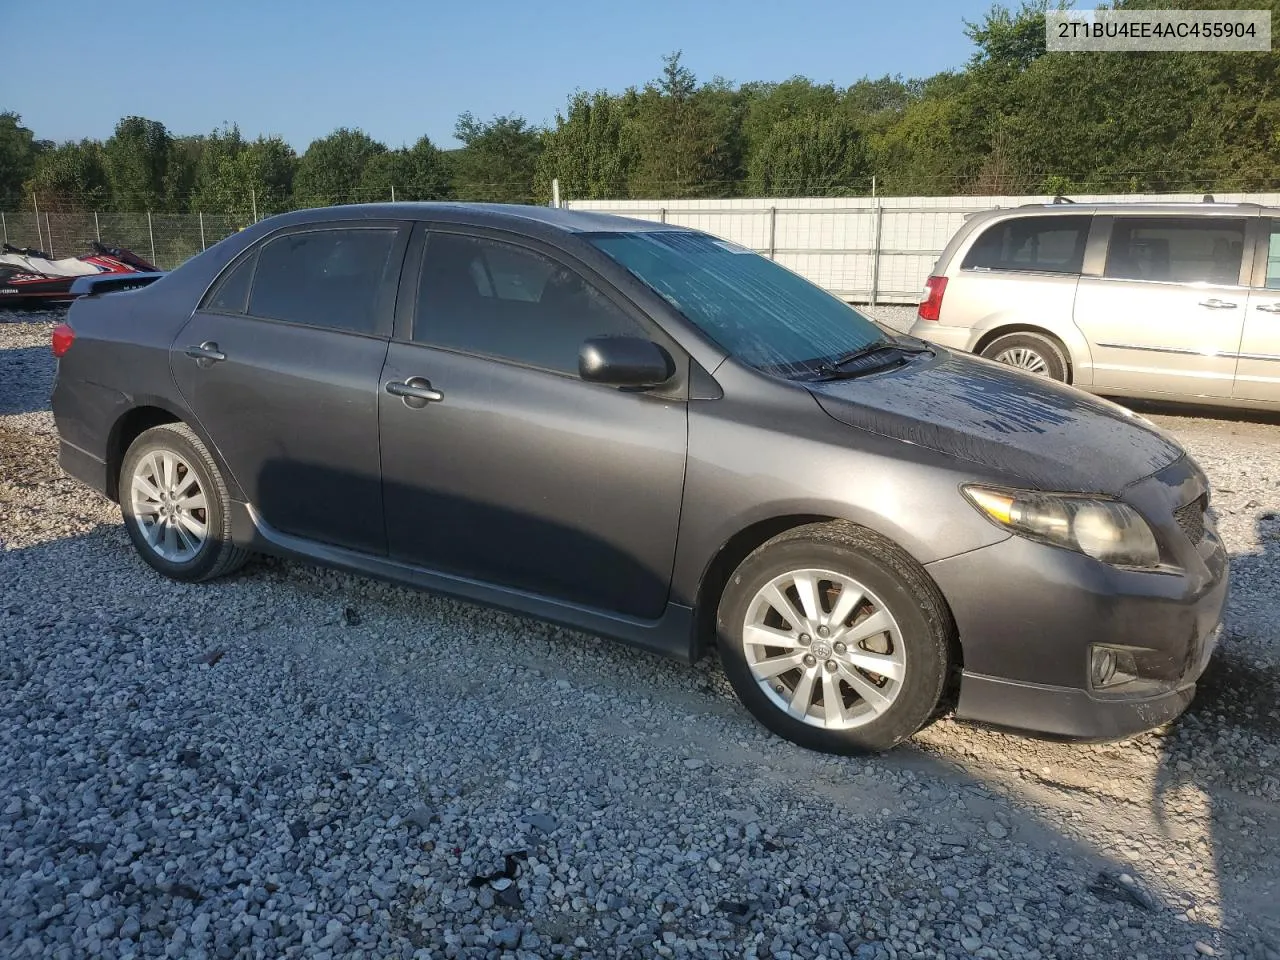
[204,252,256,313]
[413,232,642,376]
[961,215,1091,274]
[247,228,398,334]
[1104,217,1246,285]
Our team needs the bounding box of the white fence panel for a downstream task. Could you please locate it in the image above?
[566,193,1280,304]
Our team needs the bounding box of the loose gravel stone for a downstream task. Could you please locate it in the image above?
[2,307,1278,959]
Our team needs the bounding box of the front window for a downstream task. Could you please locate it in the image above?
[586,230,886,378]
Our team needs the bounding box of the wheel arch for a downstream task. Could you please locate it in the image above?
[690,514,963,679]
[105,401,242,503]
[972,325,1079,383]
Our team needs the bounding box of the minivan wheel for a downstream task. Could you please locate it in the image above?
[980,332,1069,382]
[119,423,250,582]
[716,522,953,754]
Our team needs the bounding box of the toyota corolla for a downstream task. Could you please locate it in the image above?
[49,203,1227,753]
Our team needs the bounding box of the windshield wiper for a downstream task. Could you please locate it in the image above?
[808,337,929,380]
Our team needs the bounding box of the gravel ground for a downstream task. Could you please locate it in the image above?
[2,306,1279,960]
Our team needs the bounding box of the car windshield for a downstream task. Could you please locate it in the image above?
[586,230,887,378]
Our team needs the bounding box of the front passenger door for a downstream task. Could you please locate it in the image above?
[378,226,689,620]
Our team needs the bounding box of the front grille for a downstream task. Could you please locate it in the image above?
[1175,495,1207,545]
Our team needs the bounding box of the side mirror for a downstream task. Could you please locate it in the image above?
[578,336,675,388]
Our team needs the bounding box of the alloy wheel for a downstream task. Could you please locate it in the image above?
[742,567,906,730]
[129,450,208,563]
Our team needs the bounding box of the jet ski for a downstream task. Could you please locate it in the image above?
[0,241,160,304]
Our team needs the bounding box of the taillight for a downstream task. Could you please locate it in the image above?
[917,275,948,322]
[51,322,75,357]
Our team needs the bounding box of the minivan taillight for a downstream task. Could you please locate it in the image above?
[917,276,948,322]
[52,322,75,358]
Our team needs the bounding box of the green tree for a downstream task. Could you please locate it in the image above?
[102,116,172,210]
[452,113,543,203]
[358,135,452,201]
[749,111,870,196]
[293,127,386,206]
[28,140,110,210]
[536,90,633,201]
[0,112,39,207]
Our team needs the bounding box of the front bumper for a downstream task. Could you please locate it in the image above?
[927,456,1228,740]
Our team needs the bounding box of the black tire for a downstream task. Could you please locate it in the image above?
[979,331,1070,382]
[119,423,251,582]
[716,522,954,754]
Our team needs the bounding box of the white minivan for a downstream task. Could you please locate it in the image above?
[908,200,1280,411]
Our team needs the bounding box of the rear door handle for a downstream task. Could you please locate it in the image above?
[184,341,226,365]
[1198,299,1238,309]
[1256,302,1280,314]
[385,376,444,408]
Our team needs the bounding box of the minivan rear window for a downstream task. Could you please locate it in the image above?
[961,215,1091,274]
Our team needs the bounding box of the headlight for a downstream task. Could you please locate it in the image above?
[963,485,1162,568]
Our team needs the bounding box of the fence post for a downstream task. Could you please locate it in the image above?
[768,206,777,260]
[250,188,258,223]
[147,211,157,267]
[869,198,884,307]
[659,207,667,224]
[199,212,206,250]
[94,211,101,242]
[551,178,560,209]
[32,191,42,252]
[45,212,53,258]
[391,185,396,202]
[1,211,6,244]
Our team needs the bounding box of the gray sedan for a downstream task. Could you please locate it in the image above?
[49,203,1227,753]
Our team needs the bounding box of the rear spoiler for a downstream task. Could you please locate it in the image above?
[70,272,167,297]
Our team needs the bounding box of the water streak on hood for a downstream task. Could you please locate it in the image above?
[808,350,1185,494]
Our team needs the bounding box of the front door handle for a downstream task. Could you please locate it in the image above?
[1256,302,1280,314]
[184,341,226,365]
[1198,298,1238,309]
[386,376,444,408]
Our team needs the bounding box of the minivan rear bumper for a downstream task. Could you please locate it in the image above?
[926,516,1228,741]
[907,321,976,352]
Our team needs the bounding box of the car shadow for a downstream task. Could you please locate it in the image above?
[0,345,55,417]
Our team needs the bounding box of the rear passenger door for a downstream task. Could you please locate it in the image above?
[377,225,688,620]
[171,222,410,554]
[1072,216,1250,399]
[1236,216,1280,403]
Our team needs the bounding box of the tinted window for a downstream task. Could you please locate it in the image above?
[204,252,255,313]
[588,230,884,378]
[1104,217,1245,285]
[1265,221,1280,290]
[248,228,397,333]
[414,233,642,376]
[961,215,1091,274]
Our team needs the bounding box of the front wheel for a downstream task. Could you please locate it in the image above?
[716,523,954,754]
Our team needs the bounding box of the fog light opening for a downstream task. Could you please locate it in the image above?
[1090,644,1143,691]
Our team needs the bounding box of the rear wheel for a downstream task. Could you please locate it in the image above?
[716,523,954,754]
[119,423,250,582]
[979,331,1069,382]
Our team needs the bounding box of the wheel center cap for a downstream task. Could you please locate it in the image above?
[811,640,832,660]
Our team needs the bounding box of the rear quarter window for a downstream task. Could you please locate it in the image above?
[961,215,1092,275]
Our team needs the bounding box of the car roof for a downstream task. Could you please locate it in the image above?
[262,202,692,236]
[974,200,1276,219]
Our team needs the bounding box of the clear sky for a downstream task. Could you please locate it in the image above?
[10,0,996,151]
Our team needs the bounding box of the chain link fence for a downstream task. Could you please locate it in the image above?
[1,211,244,270]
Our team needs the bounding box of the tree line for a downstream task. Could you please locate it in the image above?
[1,0,1277,220]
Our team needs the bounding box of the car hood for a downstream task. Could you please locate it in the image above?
[807,349,1185,494]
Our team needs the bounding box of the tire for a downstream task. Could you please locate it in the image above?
[979,331,1069,382]
[716,522,954,754]
[119,422,251,582]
